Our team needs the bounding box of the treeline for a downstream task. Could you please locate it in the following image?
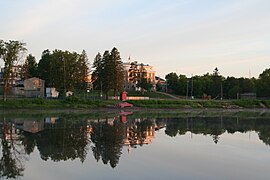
[1,40,126,98]
[165,68,270,99]
[0,40,89,95]
[28,49,89,92]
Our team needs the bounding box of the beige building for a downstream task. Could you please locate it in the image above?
[14,77,45,98]
[123,61,156,91]
[24,77,45,97]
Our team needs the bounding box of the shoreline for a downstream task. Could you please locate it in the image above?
[2,106,270,117]
[1,99,270,114]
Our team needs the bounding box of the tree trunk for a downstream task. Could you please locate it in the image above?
[3,79,8,101]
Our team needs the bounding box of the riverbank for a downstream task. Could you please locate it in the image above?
[1,98,270,110]
[127,99,270,109]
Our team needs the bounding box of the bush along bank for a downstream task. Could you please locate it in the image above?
[1,98,270,109]
[0,97,119,109]
[126,99,270,109]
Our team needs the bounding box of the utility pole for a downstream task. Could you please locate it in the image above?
[220,82,223,100]
[191,74,193,99]
[100,80,103,99]
[186,79,189,99]
[63,56,66,95]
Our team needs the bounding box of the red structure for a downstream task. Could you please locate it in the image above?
[120,91,127,101]
[116,102,134,108]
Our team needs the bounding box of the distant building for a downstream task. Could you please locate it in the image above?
[14,77,45,98]
[155,76,167,92]
[0,66,22,95]
[123,119,156,153]
[240,93,256,100]
[0,66,22,86]
[46,87,59,98]
[123,60,156,91]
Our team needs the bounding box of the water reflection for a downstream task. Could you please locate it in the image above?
[1,114,270,179]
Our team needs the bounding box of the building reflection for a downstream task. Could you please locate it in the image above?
[123,119,156,153]
[1,114,270,178]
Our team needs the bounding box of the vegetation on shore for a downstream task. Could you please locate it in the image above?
[0,97,119,109]
[127,99,270,109]
[1,97,270,109]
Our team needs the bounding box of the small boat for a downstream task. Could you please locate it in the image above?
[118,111,133,116]
[116,102,134,108]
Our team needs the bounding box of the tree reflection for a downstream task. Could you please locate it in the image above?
[0,122,26,179]
[1,114,270,175]
[90,118,125,168]
[35,119,90,163]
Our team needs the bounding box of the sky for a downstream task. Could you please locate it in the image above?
[1,0,270,78]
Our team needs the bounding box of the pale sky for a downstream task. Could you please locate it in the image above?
[1,0,270,78]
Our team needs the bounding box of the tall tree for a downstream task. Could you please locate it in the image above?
[209,67,224,99]
[92,52,103,91]
[0,40,27,101]
[37,50,53,87]
[76,49,89,90]
[110,47,124,96]
[93,48,124,99]
[101,50,111,98]
[21,54,38,79]
[257,68,270,98]
[165,72,179,93]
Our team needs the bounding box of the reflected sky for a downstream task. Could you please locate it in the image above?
[1,115,270,180]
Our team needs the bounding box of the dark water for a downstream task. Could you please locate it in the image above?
[1,112,270,180]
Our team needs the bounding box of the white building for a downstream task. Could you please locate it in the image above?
[123,60,156,91]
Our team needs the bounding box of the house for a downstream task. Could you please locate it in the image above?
[46,87,59,98]
[123,60,156,91]
[155,76,167,92]
[0,66,22,95]
[23,77,45,98]
[66,91,73,97]
[0,66,22,87]
[240,93,256,100]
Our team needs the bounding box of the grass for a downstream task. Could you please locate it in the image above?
[0,97,119,109]
[126,91,174,99]
[1,97,270,110]
[127,99,270,109]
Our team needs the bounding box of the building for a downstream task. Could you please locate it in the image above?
[123,60,156,91]
[46,87,59,98]
[24,77,45,97]
[155,76,167,92]
[0,66,22,86]
[14,77,45,98]
[240,93,257,100]
[0,66,22,95]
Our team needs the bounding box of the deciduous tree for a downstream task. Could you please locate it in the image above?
[0,40,26,101]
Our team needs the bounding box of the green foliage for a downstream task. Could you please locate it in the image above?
[37,49,89,92]
[92,47,124,98]
[165,72,180,93]
[165,67,259,99]
[257,68,270,98]
[136,78,153,91]
[0,40,27,100]
[127,99,270,109]
[0,98,119,109]
[21,54,38,79]
[232,100,263,108]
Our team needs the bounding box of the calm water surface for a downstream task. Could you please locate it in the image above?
[1,112,270,180]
